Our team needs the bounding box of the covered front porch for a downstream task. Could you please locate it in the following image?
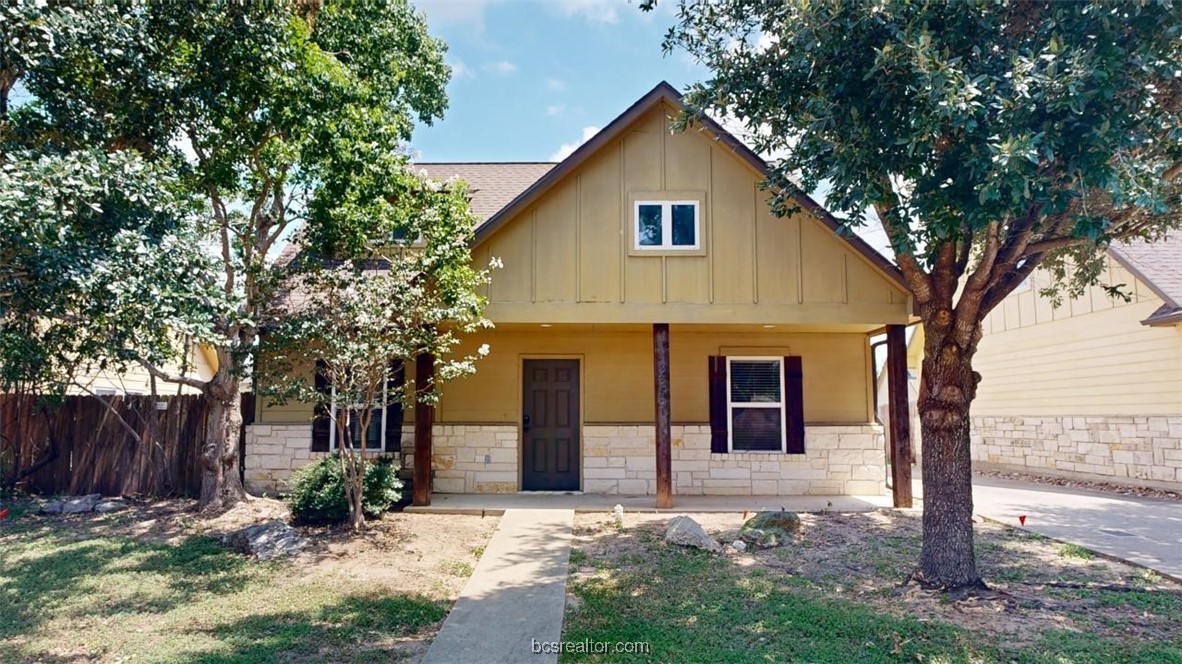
[407,322,915,510]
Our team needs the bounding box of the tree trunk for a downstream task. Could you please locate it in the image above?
[198,365,246,512]
[916,319,985,590]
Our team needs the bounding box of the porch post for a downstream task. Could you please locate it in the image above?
[886,324,913,508]
[413,352,436,506]
[653,323,673,508]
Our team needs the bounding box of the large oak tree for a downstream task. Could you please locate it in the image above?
[650,0,1182,588]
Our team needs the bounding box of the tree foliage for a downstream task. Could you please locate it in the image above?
[652,0,1182,588]
[261,176,493,529]
[1,1,454,510]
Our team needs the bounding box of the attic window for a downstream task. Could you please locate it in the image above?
[634,201,700,250]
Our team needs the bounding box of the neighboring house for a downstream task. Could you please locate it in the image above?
[68,342,219,396]
[245,82,915,499]
[971,233,1182,490]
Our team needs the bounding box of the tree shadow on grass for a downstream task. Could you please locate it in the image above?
[0,528,258,639]
[171,592,448,664]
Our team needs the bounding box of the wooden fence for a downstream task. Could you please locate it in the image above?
[0,394,216,497]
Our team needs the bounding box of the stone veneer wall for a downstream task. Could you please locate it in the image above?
[582,424,886,496]
[245,422,887,496]
[243,424,414,494]
[971,415,1182,490]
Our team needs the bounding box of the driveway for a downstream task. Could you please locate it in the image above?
[971,477,1182,580]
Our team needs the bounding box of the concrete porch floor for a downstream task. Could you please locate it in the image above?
[404,492,894,515]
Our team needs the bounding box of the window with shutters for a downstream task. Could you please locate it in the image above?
[727,357,786,452]
[312,360,404,453]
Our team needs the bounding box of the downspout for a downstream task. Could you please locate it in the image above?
[869,338,891,491]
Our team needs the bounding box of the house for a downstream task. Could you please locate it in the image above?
[245,82,917,505]
[69,342,219,397]
[971,232,1182,490]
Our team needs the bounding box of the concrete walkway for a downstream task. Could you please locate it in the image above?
[422,508,574,664]
[970,477,1182,580]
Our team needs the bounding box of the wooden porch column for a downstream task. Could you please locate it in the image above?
[412,352,436,506]
[886,324,913,508]
[653,323,672,508]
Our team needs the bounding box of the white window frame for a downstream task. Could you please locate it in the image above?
[633,200,701,251]
[328,381,388,452]
[725,356,787,453]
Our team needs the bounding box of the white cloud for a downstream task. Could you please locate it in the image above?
[550,0,620,24]
[546,77,568,92]
[550,126,600,161]
[545,104,566,117]
[449,57,475,79]
[481,60,518,76]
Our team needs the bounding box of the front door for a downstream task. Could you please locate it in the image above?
[521,359,580,491]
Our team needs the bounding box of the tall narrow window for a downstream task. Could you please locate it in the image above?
[633,201,700,250]
[726,357,786,452]
[329,381,386,452]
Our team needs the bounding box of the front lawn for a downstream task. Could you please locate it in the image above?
[0,498,497,663]
[563,511,1182,663]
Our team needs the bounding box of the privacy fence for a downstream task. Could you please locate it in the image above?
[0,394,252,497]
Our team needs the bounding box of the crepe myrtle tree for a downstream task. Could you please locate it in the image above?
[647,0,1182,588]
[9,2,451,511]
[260,175,494,530]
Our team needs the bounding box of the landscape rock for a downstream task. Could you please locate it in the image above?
[664,515,722,553]
[41,494,103,515]
[221,520,306,561]
[742,511,802,533]
[738,527,790,549]
[94,499,128,513]
[730,540,747,553]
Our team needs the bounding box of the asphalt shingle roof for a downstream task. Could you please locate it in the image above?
[413,162,556,226]
[1109,230,1182,325]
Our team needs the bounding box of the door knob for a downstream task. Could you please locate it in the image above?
[522,414,531,432]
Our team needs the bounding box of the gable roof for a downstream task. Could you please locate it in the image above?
[1109,231,1182,326]
[470,81,907,289]
[414,162,555,223]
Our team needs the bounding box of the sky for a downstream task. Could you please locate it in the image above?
[409,0,704,163]
[407,1,894,258]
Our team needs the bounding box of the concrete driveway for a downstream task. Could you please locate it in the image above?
[971,477,1182,580]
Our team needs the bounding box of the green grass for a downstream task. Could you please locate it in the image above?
[0,518,446,663]
[441,560,474,577]
[1058,543,1096,560]
[562,529,1182,664]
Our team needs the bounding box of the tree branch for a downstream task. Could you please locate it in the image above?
[73,382,145,445]
[873,184,933,304]
[135,357,208,391]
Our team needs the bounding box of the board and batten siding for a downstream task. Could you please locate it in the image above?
[255,327,874,426]
[974,256,1182,416]
[468,102,909,326]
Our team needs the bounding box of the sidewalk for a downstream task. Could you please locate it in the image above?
[422,508,575,664]
[970,477,1182,580]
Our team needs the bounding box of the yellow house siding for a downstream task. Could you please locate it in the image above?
[253,326,874,426]
[69,344,216,396]
[437,327,872,425]
[475,103,909,325]
[974,258,1182,416]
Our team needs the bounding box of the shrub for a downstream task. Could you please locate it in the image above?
[287,452,402,524]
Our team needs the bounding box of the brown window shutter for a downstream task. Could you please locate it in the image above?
[784,356,805,454]
[311,360,331,452]
[384,359,406,452]
[708,356,728,453]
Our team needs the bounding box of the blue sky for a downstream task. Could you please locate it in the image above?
[410,0,704,162]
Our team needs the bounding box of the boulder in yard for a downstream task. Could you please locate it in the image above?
[41,494,103,515]
[94,499,128,513]
[221,520,306,561]
[737,527,790,549]
[664,515,722,553]
[742,510,802,533]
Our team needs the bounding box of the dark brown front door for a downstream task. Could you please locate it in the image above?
[521,359,580,491]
